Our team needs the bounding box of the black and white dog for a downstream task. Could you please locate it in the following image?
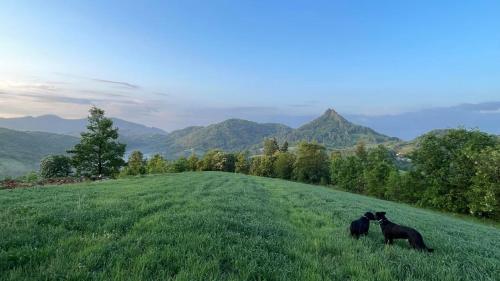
[350,212,376,238]
[375,212,433,252]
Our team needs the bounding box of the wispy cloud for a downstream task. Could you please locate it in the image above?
[92,78,140,90]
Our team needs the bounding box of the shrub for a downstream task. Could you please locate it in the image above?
[40,155,72,179]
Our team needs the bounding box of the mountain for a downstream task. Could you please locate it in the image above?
[0,109,398,177]
[289,109,398,148]
[0,115,169,158]
[346,102,500,140]
[164,119,293,157]
[162,111,396,157]
[0,128,79,178]
[0,114,167,136]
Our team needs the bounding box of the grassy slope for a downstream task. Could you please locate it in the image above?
[1,172,499,281]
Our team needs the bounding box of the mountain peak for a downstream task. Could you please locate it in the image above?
[322,108,348,123]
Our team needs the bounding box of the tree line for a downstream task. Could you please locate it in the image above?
[36,107,500,220]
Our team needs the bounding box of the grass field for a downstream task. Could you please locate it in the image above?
[1,172,499,281]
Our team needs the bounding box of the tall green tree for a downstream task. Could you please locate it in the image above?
[280,141,289,152]
[187,153,200,171]
[364,145,396,198]
[410,129,497,213]
[263,138,279,156]
[250,155,275,177]
[235,151,250,174]
[124,150,146,176]
[68,107,126,177]
[336,155,364,193]
[146,154,168,174]
[171,157,189,173]
[468,145,500,219]
[294,142,330,184]
[274,152,295,180]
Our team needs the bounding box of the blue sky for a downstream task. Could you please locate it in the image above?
[0,0,499,130]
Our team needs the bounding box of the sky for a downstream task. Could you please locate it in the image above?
[1,0,499,131]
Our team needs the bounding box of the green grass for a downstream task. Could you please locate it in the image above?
[1,172,499,281]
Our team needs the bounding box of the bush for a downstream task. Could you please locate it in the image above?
[40,155,72,179]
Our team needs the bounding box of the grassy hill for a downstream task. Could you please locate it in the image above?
[0,128,79,178]
[1,172,498,280]
[289,109,398,149]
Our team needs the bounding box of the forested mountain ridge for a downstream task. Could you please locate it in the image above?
[0,108,399,177]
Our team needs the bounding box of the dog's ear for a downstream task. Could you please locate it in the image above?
[380,212,386,216]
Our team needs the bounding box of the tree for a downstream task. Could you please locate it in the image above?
[274,152,295,180]
[336,155,364,193]
[294,142,330,184]
[123,150,146,176]
[364,145,396,198]
[187,153,200,171]
[468,145,500,219]
[68,107,126,177]
[385,170,423,203]
[410,129,497,213]
[199,150,236,172]
[39,155,72,178]
[330,151,343,185]
[355,141,368,162]
[263,138,279,156]
[280,141,289,152]
[146,154,168,174]
[171,157,189,173]
[235,151,250,174]
[250,155,275,177]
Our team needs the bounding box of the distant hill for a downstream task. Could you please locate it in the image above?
[0,115,167,137]
[0,128,78,178]
[164,119,293,157]
[0,115,169,159]
[163,111,396,157]
[347,101,500,140]
[289,109,398,148]
[0,109,399,177]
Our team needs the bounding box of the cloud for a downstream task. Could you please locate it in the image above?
[92,78,140,90]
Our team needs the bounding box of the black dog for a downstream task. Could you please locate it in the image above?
[350,212,376,238]
[375,212,433,252]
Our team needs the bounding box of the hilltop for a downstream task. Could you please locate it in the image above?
[0,172,498,280]
[289,109,397,148]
